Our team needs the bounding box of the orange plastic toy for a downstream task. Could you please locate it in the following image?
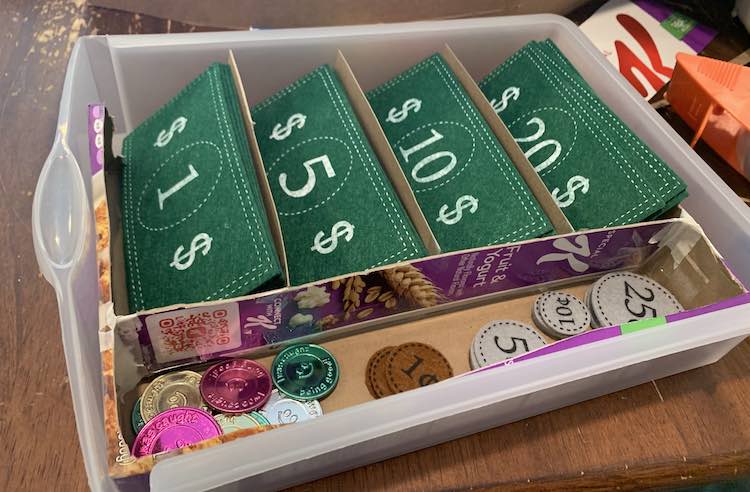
[666,53,750,176]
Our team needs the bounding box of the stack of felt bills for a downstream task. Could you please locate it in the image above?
[479,40,687,231]
[122,63,282,312]
[253,65,426,285]
[369,53,553,252]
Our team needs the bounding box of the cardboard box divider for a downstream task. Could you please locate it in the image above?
[228,50,291,286]
[333,51,441,254]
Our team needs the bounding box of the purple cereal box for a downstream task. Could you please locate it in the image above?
[131,220,673,371]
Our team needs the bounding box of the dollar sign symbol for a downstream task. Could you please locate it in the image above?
[310,220,355,255]
[270,113,306,141]
[169,232,213,271]
[386,98,422,123]
[154,116,188,148]
[436,195,479,226]
[489,87,520,114]
[552,175,590,208]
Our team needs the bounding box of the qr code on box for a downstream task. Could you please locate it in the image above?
[145,303,241,363]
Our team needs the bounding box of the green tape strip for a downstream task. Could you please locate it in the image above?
[661,13,697,40]
[620,316,667,334]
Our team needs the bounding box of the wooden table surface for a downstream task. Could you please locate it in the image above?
[2,1,750,491]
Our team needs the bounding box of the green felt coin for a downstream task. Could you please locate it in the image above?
[478,41,686,230]
[121,63,282,312]
[368,53,553,252]
[253,65,426,285]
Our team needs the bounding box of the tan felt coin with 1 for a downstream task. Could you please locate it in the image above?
[386,342,453,393]
[366,346,396,399]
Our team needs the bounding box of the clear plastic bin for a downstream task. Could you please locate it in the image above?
[32,15,750,491]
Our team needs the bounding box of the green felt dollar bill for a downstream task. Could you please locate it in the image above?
[121,63,282,312]
[479,40,687,230]
[253,65,426,285]
[367,53,553,252]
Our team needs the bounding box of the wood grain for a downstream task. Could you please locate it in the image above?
[0,2,214,491]
[1,1,749,491]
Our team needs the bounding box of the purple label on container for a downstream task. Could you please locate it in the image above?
[88,104,105,175]
[136,220,677,371]
[466,292,750,374]
[666,292,750,323]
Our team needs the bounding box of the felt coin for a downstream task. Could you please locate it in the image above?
[386,343,453,393]
[587,272,683,327]
[264,399,313,425]
[366,346,395,399]
[583,286,593,316]
[131,397,146,434]
[272,344,339,401]
[367,347,396,398]
[469,345,479,371]
[472,321,546,368]
[364,368,376,398]
[140,370,203,422]
[583,286,605,328]
[131,407,222,458]
[200,359,272,414]
[533,291,591,339]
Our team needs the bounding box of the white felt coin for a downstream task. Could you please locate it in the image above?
[587,272,683,327]
[471,320,546,368]
[469,345,479,370]
[583,286,605,328]
[533,291,591,339]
